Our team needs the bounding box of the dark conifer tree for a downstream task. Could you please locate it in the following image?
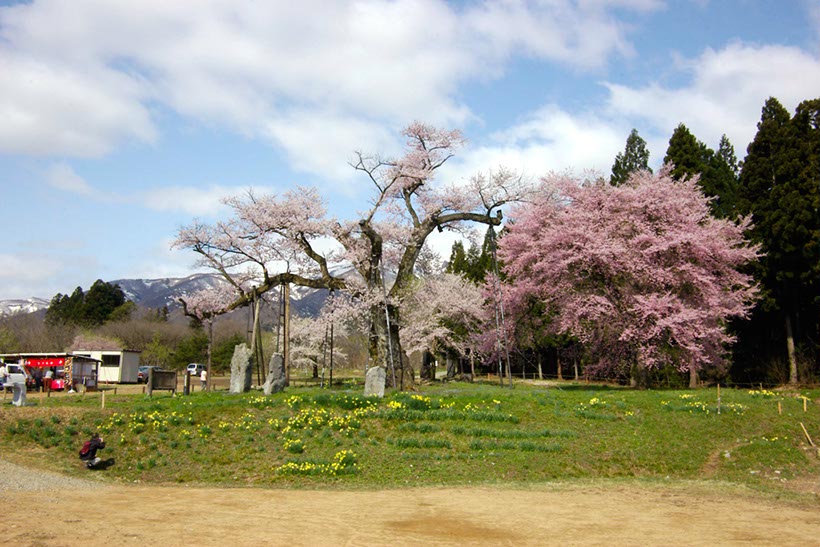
[734,97,819,383]
[610,128,652,186]
[664,123,705,180]
[664,124,739,219]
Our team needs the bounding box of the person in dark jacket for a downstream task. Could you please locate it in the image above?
[79,433,106,468]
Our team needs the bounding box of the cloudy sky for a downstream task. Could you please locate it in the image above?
[1,0,819,300]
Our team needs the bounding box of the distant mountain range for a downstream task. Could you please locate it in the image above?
[0,297,50,317]
[0,269,360,318]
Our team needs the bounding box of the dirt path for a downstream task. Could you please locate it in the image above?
[2,480,818,546]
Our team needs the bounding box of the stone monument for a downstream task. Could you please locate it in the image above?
[11,382,26,406]
[229,343,253,394]
[263,353,286,395]
[364,366,386,398]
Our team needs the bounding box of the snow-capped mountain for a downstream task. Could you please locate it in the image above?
[110,273,229,309]
[0,297,50,317]
[0,269,365,318]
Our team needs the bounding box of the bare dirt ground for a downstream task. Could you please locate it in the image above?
[4,382,819,545]
[2,477,819,546]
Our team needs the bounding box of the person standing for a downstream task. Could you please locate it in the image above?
[43,368,54,392]
[200,368,208,391]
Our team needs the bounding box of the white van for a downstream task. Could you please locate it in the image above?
[187,363,206,376]
[1,363,31,390]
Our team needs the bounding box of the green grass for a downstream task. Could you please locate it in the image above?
[0,382,817,496]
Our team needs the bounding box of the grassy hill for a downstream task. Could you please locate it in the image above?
[1,381,817,500]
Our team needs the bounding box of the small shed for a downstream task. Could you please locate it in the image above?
[73,349,141,383]
[68,334,142,384]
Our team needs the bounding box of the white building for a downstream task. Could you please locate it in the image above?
[72,349,141,384]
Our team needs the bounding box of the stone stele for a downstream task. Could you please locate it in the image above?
[263,353,286,395]
[229,343,253,394]
[363,366,386,398]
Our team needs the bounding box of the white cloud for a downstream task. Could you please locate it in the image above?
[441,105,625,184]
[45,163,93,195]
[0,51,155,157]
[465,0,662,69]
[0,0,654,176]
[604,42,820,153]
[138,185,263,217]
[0,252,101,300]
[127,237,206,281]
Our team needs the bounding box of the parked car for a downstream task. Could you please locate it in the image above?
[187,363,206,376]
[137,366,161,384]
[1,363,33,391]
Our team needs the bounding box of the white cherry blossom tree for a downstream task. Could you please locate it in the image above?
[174,123,525,387]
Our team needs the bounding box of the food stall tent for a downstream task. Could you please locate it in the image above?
[0,353,101,391]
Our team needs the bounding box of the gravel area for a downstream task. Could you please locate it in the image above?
[0,459,103,493]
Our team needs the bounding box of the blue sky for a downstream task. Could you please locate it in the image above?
[1,0,819,300]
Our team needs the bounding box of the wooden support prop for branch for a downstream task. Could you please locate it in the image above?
[799,422,815,447]
[777,400,782,415]
[717,384,721,415]
[101,391,105,409]
[803,397,807,412]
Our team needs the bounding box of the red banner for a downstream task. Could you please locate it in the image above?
[26,357,65,368]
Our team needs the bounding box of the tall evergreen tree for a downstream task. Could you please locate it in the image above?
[707,134,740,219]
[717,134,739,176]
[610,128,652,186]
[734,97,820,384]
[664,124,705,180]
[44,281,128,327]
[83,279,127,326]
[664,124,739,219]
[446,227,495,284]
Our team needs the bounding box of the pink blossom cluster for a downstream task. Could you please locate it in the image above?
[499,166,760,376]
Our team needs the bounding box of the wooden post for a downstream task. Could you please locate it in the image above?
[206,320,213,392]
[777,400,782,415]
[283,282,291,386]
[803,397,807,412]
[101,391,105,409]
[800,422,815,447]
[329,321,334,388]
[717,384,721,415]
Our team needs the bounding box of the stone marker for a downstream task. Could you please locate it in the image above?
[229,343,253,394]
[11,382,26,406]
[263,353,286,395]
[364,366,386,398]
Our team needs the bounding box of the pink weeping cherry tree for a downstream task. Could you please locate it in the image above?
[498,166,760,386]
[174,123,525,387]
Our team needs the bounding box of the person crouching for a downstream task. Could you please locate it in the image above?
[79,433,105,468]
